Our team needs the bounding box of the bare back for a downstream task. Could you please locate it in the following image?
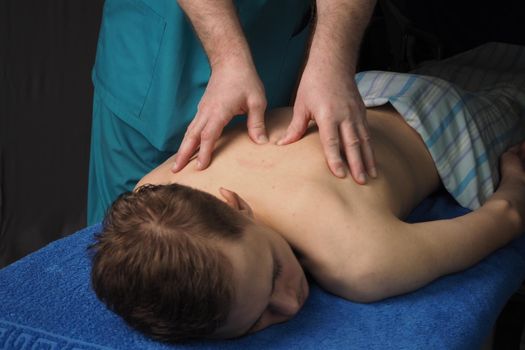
[137,106,440,270]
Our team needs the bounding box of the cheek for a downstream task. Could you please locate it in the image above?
[283,251,305,284]
[272,233,305,281]
[253,311,290,333]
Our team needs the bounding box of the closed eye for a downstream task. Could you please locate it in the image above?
[244,258,283,335]
[274,259,283,281]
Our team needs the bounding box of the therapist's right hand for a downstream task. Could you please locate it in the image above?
[171,58,268,173]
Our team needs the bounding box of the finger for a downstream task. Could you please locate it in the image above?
[317,118,346,178]
[356,119,377,178]
[246,98,268,144]
[340,120,366,184]
[277,105,310,145]
[196,118,227,170]
[171,125,201,173]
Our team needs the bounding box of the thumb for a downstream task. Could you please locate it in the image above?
[277,105,310,145]
[246,99,268,144]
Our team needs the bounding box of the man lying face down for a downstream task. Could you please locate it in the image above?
[89,104,525,342]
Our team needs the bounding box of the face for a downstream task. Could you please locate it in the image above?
[212,222,309,338]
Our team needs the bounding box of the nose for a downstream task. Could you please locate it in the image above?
[269,288,302,318]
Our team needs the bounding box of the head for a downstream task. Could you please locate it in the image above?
[89,183,308,342]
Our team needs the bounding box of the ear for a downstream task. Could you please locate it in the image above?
[219,187,254,218]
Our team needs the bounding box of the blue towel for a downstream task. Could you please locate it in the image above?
[1,191,524,350]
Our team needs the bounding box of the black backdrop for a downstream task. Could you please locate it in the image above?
[1,0,524,268]
[1,0,104,267]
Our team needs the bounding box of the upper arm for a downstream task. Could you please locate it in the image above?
[310,217,436,303]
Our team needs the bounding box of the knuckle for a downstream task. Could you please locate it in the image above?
[196,101,207,112]
[360,133,372,143]
[216,114,231,126]
[318,111,335,123]
[248,96,267,110]
[348,97,365,110]
[346,137,361,148]
[250,119,265,130]
[200,129,215,141]
[346,118,359,128]
[185,129,199,141]
[325,136,340,148]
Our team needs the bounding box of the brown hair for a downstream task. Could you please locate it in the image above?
[89,183,247,342]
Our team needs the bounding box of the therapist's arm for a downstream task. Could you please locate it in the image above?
[279,0,377,184]
[173,1,267,172]
[176,0,250,68]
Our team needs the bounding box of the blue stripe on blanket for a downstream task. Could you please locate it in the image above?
[452,153,487,198]
[425,97,469,148]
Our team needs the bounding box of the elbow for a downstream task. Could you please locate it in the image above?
[324,255,395,303]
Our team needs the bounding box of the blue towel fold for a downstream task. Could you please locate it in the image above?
[1,191,524,350]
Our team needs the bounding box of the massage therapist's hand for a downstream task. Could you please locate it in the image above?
[278,61,376,183]
[172,58,268,172]
[172,0,268,173]
[277,0,377,184]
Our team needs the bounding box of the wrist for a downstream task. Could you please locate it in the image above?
[307,43,357,75]
[209,42,254,71]
[307,18,358,73]
[484,197,523,236]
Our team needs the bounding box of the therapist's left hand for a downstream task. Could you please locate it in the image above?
[277,61,377,184]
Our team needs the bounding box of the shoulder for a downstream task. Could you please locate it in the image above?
[295,210,403,302]
[134,156,176,190]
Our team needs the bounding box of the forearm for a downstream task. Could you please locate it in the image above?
[309,0,376,72]
[320,199,522,303]
[370,198,522,301]
[416,198,522,277]
[177,0,253,68]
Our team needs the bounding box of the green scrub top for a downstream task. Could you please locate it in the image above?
[88,0,312,224]
[91,0,313,151]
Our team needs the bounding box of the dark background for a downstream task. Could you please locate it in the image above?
[1,0,524,268]
[1,0,104,267]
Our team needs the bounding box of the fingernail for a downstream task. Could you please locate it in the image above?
[258,135,268,144]
[336,167,346,177]
[369,167,377,178]
[196,160,202,170]
[358,173,367,183]
[276,133,287,146]
[171,162,178,171]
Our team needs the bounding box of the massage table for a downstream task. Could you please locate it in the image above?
[1,189,524,350]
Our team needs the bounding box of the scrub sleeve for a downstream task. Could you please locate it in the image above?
[87,0,313,224]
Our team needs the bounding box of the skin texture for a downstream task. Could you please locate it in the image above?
[137,107,525,336]
[172,0,377,184]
